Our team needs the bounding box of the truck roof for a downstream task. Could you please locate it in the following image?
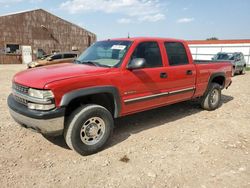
[101,37,186,43]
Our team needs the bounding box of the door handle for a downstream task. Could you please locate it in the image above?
[160,72,168,78]
[186,70,193,75]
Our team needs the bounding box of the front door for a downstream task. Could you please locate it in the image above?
[121,41,168,115]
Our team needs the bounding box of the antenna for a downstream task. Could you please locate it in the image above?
[127,32,130,38]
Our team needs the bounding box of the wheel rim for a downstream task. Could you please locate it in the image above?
[210,89,219,106]
[80,117,106,145]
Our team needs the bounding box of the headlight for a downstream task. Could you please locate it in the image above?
[28,88,54,99]
[27,89,55,111]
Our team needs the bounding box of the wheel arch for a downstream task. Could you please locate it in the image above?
[202,72,225,98]
[60,86,121,118]
[208,72,226,89]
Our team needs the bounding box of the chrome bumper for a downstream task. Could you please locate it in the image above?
[9,108,64,136]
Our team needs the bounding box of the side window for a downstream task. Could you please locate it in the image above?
[131,42,163,68]
[6,44,20,54]
[51,54,62,60]
[236,54,240,61]
[64,54,77,58]
[164,42,189,66]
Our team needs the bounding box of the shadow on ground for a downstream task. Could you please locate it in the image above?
[44,94,234,151]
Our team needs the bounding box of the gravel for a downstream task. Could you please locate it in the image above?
[0,65,249,188]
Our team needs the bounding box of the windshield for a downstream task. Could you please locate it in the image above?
[75,40,132,67]
[213,53,234,60]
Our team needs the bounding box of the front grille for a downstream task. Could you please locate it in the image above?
[13,94,28,105]
[12,83,29,94]
[12,82,29,106]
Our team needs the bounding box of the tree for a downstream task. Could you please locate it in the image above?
[206,37,219,40]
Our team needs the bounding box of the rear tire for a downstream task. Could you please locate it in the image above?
[64,104,114,156]
[200,83,221,111]
[239,66,246,75]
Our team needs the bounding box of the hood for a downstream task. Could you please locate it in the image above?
[14,63,111,89]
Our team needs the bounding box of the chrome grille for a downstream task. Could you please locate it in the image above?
[12,83,29,94]
[12,83,29,105]
[13,94,28,105]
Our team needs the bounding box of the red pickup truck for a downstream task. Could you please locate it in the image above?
[8,37,232,155]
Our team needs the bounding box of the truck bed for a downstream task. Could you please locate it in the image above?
[194,60,231,64]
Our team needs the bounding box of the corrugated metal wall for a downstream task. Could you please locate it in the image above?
[189,43,250,66]
[0,9,96,64]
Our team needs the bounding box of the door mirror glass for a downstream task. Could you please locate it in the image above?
[127,58,146,70]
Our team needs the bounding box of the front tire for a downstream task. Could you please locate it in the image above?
[200,83,222,111]
[64,104,114,156]
[239,66,246,75]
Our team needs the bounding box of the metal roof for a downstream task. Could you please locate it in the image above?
[188,39,250,45]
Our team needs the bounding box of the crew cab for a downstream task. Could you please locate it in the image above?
[8,37,232,155]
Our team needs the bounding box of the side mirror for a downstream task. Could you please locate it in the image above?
[211,57,215,60]
[127,58,146,70]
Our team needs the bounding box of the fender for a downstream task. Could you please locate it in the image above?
[208,72,226,89]
[60,86,121,118]
[201,72,226,98]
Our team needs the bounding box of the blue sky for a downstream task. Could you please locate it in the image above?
[0,0,249,40]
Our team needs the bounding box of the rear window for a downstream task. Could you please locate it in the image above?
[164,42,189,66]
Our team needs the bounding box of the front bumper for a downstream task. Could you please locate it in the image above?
[8,94,65,136]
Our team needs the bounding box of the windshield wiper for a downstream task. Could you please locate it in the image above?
[82,61,111,68]
[74,60,111,68]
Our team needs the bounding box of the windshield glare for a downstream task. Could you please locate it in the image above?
[76,40,132,67]
[214,53,234,60]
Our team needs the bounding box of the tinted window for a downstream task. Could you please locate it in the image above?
[6,44,20,54]
[51,54,62,60]
[64,54,77,58]
[164,42,189,66]
[131,42,162,68]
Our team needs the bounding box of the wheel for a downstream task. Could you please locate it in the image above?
[239,66,246,75]
[64,104,114,155]
[200,83,221,111]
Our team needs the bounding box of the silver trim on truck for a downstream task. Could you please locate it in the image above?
[12,89,53,105]
[9,108,64,135]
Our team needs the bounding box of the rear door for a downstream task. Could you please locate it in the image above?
[161,41,196,103]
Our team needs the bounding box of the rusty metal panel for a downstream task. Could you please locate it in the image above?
[0,9,97,64]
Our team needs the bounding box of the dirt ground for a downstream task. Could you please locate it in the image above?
[0,65,249,188]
